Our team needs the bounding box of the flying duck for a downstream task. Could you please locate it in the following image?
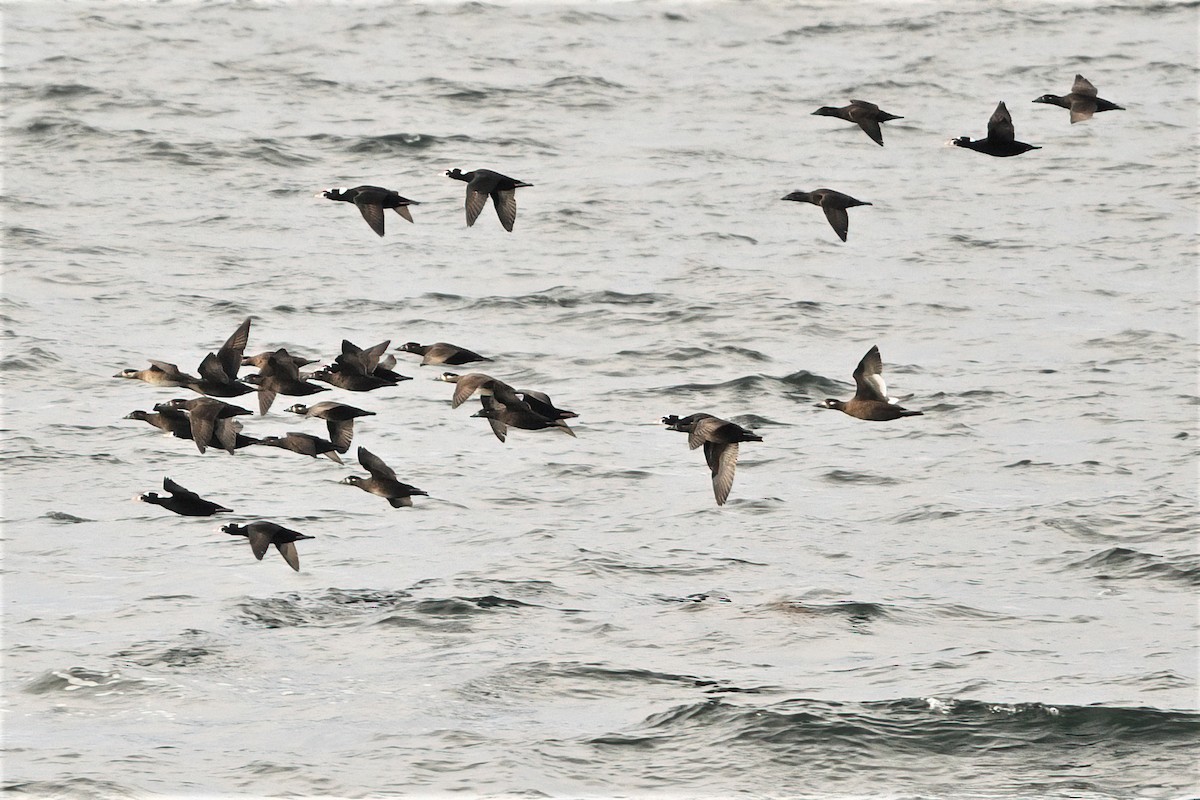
[318,185,419,237]
[1033,74,1124,123]
[114,318,254,398]
[284,401,374,454]
[816,345,924,421]
[252,432,343,463]
[154,397,253,454]
[113,360,194,387]
[139,477,232,516]
[662,413,762,506]
[340,447,428,508]
[471,395,576,443]
[241,348,328,414]
[781,189,872,242]
[950,101,1040,157]
[222,521,314,571]
[397,341,491,366]
[812,100,903,146]
[445,168,532,231]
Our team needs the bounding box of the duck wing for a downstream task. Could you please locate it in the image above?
[1071,74,1098,98]
[357,446,397,481]
[703,441,740,506]
[821,203,851,242]
[326,418,355,454]
[852,345,890,402]
[491,189,519,232]
[162,477,198,500]
[464,187,489,227]
[246,528,272,561]
[687,415,727,450]
[217,318,250,381]
[275,541,302,571]
[986,101,1016,143]
[354,197,386,236]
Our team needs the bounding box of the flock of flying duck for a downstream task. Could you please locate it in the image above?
[118,74,1122,570]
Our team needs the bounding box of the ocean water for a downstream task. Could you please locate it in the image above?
[2,1,1198,798]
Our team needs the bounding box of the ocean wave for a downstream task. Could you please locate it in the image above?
[1068,546,1200,586]
[1,778,138,799]
[23,667,164,698]
[595,694,1200,761]
[234,587,550,629]
[820,469,902,485]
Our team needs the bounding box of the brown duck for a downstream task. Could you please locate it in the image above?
[817,345,924,421]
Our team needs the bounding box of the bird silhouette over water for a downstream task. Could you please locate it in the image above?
[1033,74,1124,124]
[662,413,762,506]
[242,348,328,415]
[155,397,253,454]
[318,185,419,237]
[114,318,253,397]
[113,360,193,388]
[445,168,532,231]
[397,341,491,367]
[124,408,259,450]
[253,432,344,463]
[285,401,374,454]
[812,99,903,146]
[312,339,410,392]
[950,101,1040,157]
[222,521,314,572]
[816,345,925,421]
[471,395,576,443]
[340,446,428,508]
[781,188,872,242]
[139,477,231,516]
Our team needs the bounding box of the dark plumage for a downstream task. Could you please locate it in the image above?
[154,397,253,454]
[513,389,577,420]
[781,188,872,242]
[222,521,314,572]
[816,345,925,421]
[397,341,491,366]
[125,409,259,450]
[285,401,374,454]
[950,101,1040,157]
[125,407,194,438]
[242,350,318,372]
[139,477,231,516]
[340,447,428,508]
[242,348,328,414]
[445,168,532,231]
[1033,74,1124,124]
[434,371,524,409]
[114,319,254,397]
[662,413,762,506]
[318,185,419,237]
[812,99,903,146]
[471,396,576,443]
[252,432,344,463]
[311,339,410,392]
[182,317,254,397]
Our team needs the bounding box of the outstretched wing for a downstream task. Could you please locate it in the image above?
[354,199,386,236]
[492,189,519,232]
[465,188,488,227]
[852,345,889,402]
[275,541,302,571]
[704,441,740,506]
[986,101,1016,143]
[357,446,397,481]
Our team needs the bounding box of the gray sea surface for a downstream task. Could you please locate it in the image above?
[3,1,1198,798]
